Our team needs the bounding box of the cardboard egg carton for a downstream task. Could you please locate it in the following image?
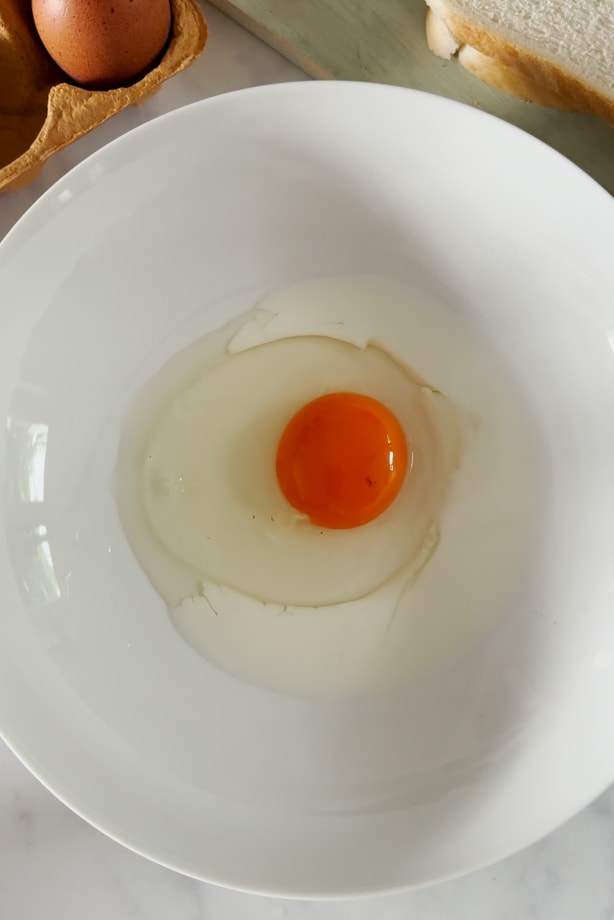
[0,0,208,192]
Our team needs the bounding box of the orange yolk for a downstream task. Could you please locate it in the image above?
[275,392,409,529]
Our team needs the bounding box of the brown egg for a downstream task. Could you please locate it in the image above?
[32,0,172,89]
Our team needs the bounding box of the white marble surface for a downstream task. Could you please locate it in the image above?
[2,3,614,918]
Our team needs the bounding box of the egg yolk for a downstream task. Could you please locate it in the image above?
[275,392,409,529]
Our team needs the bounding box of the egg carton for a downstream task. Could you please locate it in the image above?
[0,0,208,193]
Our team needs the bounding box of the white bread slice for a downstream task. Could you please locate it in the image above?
[424,0,614,126]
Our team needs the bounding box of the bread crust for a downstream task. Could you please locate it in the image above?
[426,5,614,126]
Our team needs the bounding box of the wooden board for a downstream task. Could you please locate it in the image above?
[209,0,614,194]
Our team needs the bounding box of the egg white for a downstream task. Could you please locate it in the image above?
[140,335,465,607]
[115,276,545,696]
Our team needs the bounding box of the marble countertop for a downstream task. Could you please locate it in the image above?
[2,4,614,918]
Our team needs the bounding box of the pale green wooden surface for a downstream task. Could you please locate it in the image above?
[209,0,614,194]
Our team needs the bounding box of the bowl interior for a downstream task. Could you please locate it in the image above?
[1,83,614,896]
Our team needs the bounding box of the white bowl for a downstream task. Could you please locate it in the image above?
[1,83,614,898]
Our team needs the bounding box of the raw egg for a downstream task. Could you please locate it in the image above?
[115,275,545,696]
[32,0,172,89]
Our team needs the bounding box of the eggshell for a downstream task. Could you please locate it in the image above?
[0,0,207,193]
[32,0,172,89]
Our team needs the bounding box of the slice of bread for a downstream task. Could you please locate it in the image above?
[424,0,614,126]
